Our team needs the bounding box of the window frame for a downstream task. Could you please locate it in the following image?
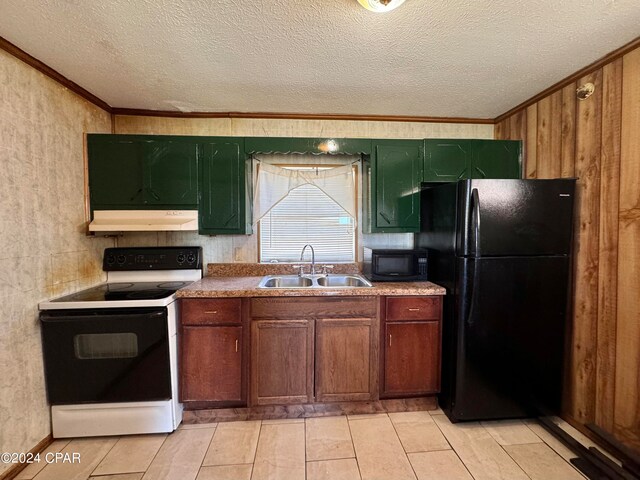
[257,163,359,264]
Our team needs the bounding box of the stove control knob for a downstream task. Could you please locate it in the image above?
[116,255,126,265]
[106,254,116,266]
[186,253,196,264]
[176,253,186,264]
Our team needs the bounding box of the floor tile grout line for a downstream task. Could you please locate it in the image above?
[430,415,490,480]
[248,420,263,480]
[497,440,534,480]
[522,421,590,478]
[385,413,419,480]
[136,432,174,480]
[19,439,72,480]
[344,412,364,480]
[197,424,219,478]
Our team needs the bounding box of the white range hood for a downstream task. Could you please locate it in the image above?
[89,210,198,232]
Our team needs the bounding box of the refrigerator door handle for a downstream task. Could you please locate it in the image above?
[470,188,481,256]
[466,260,480,326]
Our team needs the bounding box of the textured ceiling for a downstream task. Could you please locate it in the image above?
[1,0,639,118]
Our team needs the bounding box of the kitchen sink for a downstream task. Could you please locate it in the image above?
[260,276,313,288]
[316,275,372,288]
[258,274,372,289]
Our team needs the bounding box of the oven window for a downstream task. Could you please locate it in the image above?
[377,256,412,275]
[73,333,139,359]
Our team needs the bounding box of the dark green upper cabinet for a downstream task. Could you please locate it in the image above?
[88,137,146,206]
[88,134,199,210]
[471,140,522,179]
[423,139,473,182]
[423,139,521,182]
[199,138,252,235]
[145,139,199,204]
[367,140,423,233]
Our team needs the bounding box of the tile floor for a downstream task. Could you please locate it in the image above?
[16,410,596,480]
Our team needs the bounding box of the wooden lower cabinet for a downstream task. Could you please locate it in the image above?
[249,297,378,406]
[382,321,440,396]
[381,295,442,398]
[180,298,246,408]
[315,317,378,402]
[250,319,315,405]
[180,325,244,404]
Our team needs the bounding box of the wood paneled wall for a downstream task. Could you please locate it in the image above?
[495,47,640,452]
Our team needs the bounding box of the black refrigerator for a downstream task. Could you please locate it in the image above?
[416,178,576,422]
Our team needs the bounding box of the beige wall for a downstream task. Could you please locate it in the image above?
[113,115,494,262]
[496,45,640,451]
[0,49,112,471]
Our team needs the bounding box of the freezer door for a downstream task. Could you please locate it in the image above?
[457,179,576,257]
[449,256,569,422]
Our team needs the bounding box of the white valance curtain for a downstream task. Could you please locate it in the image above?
[252,155,357,224]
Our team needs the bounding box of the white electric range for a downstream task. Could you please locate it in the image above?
[39,246,202,438]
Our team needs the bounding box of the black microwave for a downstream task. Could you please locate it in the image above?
[362,248,429,282]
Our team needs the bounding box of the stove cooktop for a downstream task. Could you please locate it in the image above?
[48,281,193,303]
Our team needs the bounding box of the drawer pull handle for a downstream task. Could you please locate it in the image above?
[204,311,218,314]
[235,339,239,353]
[389,334,392,347]
[408,308,420,312]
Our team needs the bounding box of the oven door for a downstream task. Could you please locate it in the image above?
[40,308,171,405]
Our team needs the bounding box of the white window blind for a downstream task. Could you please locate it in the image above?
[259,182,355,263]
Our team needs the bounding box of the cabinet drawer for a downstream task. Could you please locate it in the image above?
[385,296,441,321]
[181,298,242,325]
[250,297,377,319]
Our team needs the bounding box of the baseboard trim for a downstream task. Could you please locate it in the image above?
[182,396,437,424]
[0,434,53,480]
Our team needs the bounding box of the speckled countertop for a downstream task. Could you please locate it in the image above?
[177,276,446,298]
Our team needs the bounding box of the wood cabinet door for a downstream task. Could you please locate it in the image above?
[88,135,145,207]
[181,326,243,403]
[371,140,423,232]
[315,318,378,402]
[145,139,198,206]
[250,319,314,405]
[471,140,522,179]
[423,139,472,182]
[383,321,440,396]
[199,138,250,234]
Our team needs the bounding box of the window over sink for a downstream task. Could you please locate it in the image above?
[259,165,356,263]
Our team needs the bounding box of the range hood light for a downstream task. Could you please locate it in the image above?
[357,0,406,12]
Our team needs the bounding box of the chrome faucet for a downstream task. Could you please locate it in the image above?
[299,244,316,276]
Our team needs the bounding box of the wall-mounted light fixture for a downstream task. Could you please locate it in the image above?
[318,140,338,153]
[357,0,406,13]
[576,83,595,100]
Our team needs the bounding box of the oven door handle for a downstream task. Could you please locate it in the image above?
[40,310,166,322]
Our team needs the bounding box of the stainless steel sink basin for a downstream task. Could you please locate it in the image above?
[258,274,372,289]
[259,275,313,288]
[316,275,373,288]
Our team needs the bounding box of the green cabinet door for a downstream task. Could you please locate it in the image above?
[423,139,473,182]
[88,136,145,206]
[199,138,252,235]
[370,140,423,232]
[88,134,199,210]
[471,140,522,179]
[145,139,199,205]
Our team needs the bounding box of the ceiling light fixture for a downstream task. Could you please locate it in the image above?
[357,0,406,13]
